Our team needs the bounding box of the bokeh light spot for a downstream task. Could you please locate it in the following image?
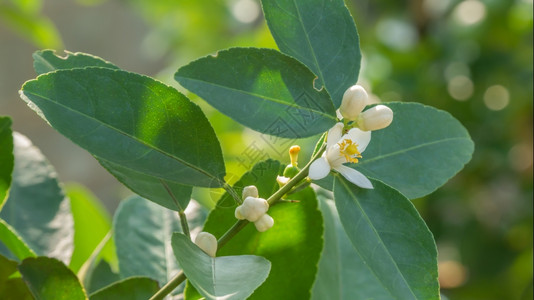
[483,85,510,111]
[447,75,474,101]
[453,0,487,25]
[231,0,260,24]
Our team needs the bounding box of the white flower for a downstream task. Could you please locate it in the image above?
[339,85,368,121]
[254,214,274,232]
[357,105,393,131]
[309,123,373,189]
[195,232,217,257]
[235,196,269,222]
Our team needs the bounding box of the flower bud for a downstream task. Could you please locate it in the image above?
[238,196,269,222]
[195,232,217,257]
[357,105,393,131]
[254,214,274,232]
[340,85,368,121]
[276,175,290,187]
[289,145,300,167]
[242,185,259,199]
[234,206,245,220]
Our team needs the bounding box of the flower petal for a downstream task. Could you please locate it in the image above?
[309,157,331,180]
[345,128,371,153]
[327,123,344,149]
[335,165,373,189]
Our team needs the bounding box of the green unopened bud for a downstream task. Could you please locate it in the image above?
[357,105,393,131]
[283,164,299,178]
[254,214,274,232]
[340,85,368,121]
[195,232,217,257]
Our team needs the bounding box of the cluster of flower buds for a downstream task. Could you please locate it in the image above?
[194,231,218,257]
[339,84,393,131]
[235,185,274,232]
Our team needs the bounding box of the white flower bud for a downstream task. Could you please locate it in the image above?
[194,232,217,257]
[234,206,245,220]
[276,175,290,187]
[239,196,269,222]
[340,85,368,121]
[242,185,259,199]
[254,214,274,232]
[357,105,393,131]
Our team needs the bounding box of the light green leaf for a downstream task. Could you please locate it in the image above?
[0,117,14,209]
[33,50,119,75]
[0,219,36,261]
[18,257,87,300]
[172,233,271,300]
[175,47,337,138]
[113,196,182,288]
[261,0,361,107]
[20,67,226,188]
[67,184,115,273]
[88,277,159,300]
[186,159,324,300]
[0,133,73,264]
[333,176,439,299]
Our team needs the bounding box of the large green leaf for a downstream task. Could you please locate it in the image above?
[175,47,337,138]
[33,50,119,75]
[333,176,439,299]
[0,254,32,300]
[88,277,159,300]
[315,102,474,199]
[67,184,115,273]
[0,219,36,261]
[172,233,271,300]
[113,196,182,289]
[20,67,226,188]
[261,0,361,107]
[0,133,74,264]
[186,159,324,299]
[85,260,120,295]
[0,117,13,209]
[18,257,87,300]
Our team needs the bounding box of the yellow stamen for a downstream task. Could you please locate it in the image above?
[338,139,362,163]
[289,145,300,167]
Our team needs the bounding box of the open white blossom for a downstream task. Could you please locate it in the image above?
[309,122,373,189]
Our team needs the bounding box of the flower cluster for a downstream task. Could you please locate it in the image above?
[309,85,393,189]
[235,185,274,232]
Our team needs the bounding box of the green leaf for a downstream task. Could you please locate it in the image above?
[175,47,337,138]
[67,184,115,273]
[113,196,182,287]
[186,159,324,299]
[172,233,271,300]
[18,256,87,300]
[88,277,159,300]
[315,102,474,199]
[0,254,33,299]
[33,50,119,75]
[0,219,36,261]
[0,133,73,264]
[0,117,14,209]
[20,67,226,188]
[0,253,18,281]
[85,260,120,295]
[261,0,361,107]
[333,176,439,299]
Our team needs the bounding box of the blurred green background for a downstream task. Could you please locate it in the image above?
[0,0,532,299]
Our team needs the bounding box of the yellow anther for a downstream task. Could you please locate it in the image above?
[338,139,362,163]
[289,145,300,167]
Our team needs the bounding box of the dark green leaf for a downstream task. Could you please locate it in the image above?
[0,254,32,299]
[0,117,13,209]
[20,68,226,187]
[67,184,115,273]
[89,277,159,300]
[0,219,36,261]
[261,0,361,107]
[172,233,271,300]
[0,253,18,281]
[18,256,87,300]
[33,50,119,75]
[0,133,73,263]
[175,47,337,138]
[186,159,324,300]
[333,176,439,299]
[85,260,120,295]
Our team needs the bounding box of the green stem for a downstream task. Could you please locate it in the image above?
[149,143,327,299]
[178,211,191,240]
[223,182,242,204]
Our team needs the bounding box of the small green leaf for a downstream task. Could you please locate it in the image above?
[67,184,115,273]
[0,117,14,209]
[113,196,182,287]
[33,50,119,75]
[172,233,271,300]
[0,133,73,264]
[261,0,361,107]
[18,256,88,300]
[85,260,120,295]
[175,47,337,138]
[186,159,324,300]
[20,68,226,187]
[0,219,36,261]
[88,277,159,300]
[333,176,439,299]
